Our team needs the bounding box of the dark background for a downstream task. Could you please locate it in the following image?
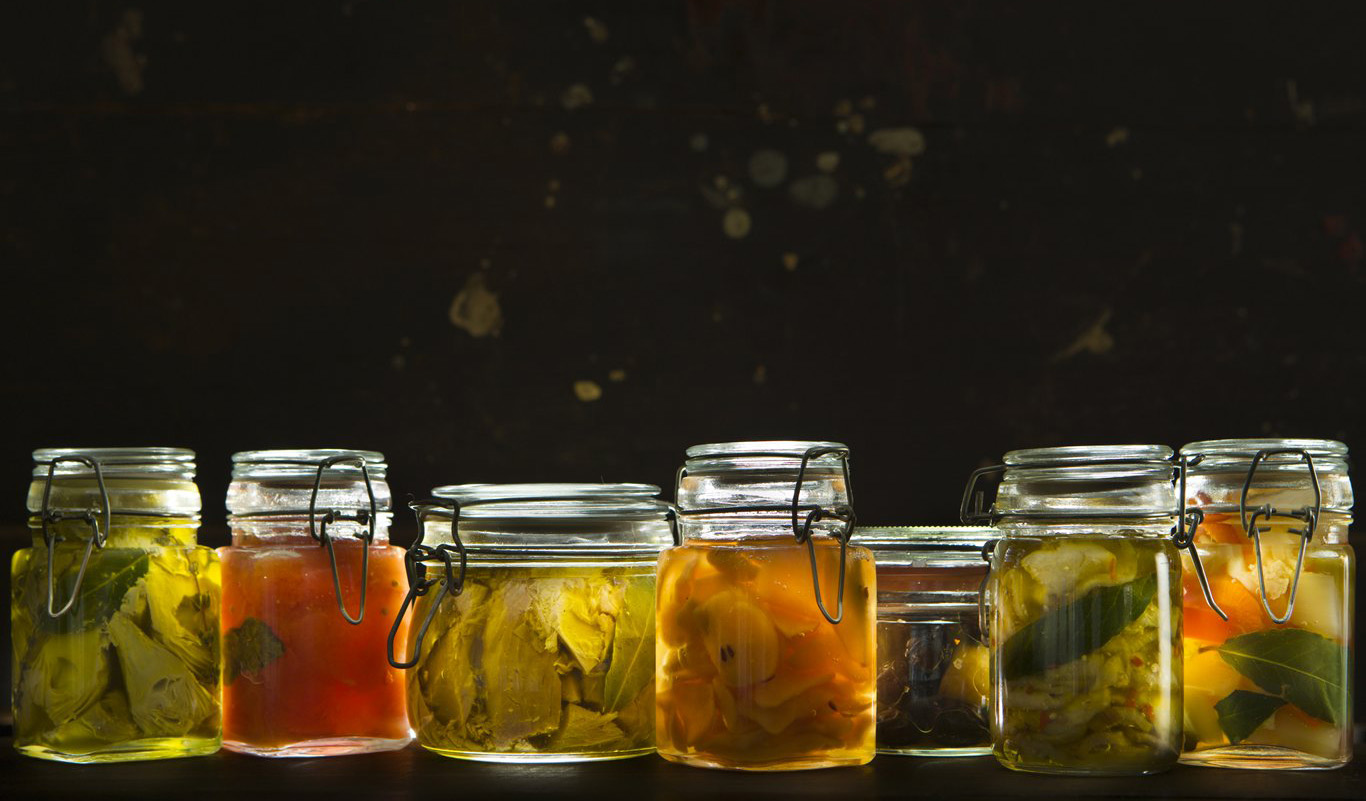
[2,1,1364,729]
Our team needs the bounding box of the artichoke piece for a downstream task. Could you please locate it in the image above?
[550,704,623,750]
[20,630,110,727]
[107,613,214,736]
[481,581,565,746]
[144,551,217,679]
[50,690,140,747]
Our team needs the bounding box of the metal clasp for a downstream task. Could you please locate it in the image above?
[1239,448,1321,624]
[309,454,379,625]
[386,500,466,669]
[1175,453,1228,621]
[40,455,111,618]
[959,464,1006,525]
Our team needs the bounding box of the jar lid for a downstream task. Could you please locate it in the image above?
[29,447,201,516]
[227,448,392,518]
[419,483,674,551]
[1180,438,1349,475]
[986,444,1177,520]
[857,525,995,567]
[676,440,850,512]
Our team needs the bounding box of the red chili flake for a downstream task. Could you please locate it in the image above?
[1141,704,1155,722]
[1131,656,1144,667]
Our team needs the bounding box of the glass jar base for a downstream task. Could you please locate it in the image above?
[15,736,221,764]
[419,745,653,763]
[877,745,992,758]
[223,736,412,758]
[1179,745,1349,770]
[658,751,874,771]
[995,754,1176,777]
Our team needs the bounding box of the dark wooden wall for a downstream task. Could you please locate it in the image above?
[3,1,1365,721]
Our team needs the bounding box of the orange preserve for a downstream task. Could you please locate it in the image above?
[220,449,412,757]
[658,442,876,771]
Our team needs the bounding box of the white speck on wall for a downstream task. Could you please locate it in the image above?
[550,131,571,154]
[815,152,841,173]
[574,380,603,402]
[689,132,709,152]
[782,252,799,271]
[608,369,627,383]
[1106,127,1130,147]
[101,9,146,96]
[583,17,609,44]
[789,174,839,209]
[748,149,788,188]
[449,273,503,338]
[723,207,752,239]
[867,127,926,157]
[1053,309,1115,362]
[560,83,594,110]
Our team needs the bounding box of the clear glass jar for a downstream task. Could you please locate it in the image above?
[11,448,221,763]
[391,483,672,762]
[967,445,1183,776]
[219,449,411,757]
[1177,439,1353,769]
[657,441,876,771]
[860,526,995,756]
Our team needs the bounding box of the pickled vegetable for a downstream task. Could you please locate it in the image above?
[220,541,411,754]
[655,542,876,770]
[992,536,1181,775]
[11,524,221,762]
[406,567,655,760]
[875,565,990,754]
[1180,517,1351,766]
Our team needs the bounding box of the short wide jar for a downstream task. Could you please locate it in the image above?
[12,448,221,763]
[220,449,412,757]
[1177,439,1354,769]
[970,445,1184,776]
[657,441,876,771]
[394,483,672,762]
[861,526,995,756]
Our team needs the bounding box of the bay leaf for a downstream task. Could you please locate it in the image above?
[224,617,286,684]
[1216,628,1346,725]
[1001,571,1157,681]
[1214,689,1285,744]
[602,579,655,712]
[39,548,150,633]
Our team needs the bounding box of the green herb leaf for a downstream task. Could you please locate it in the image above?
[603,579,655,712]
[38,549,150,633]
[224,617,286,684]
[1001,571,1157,681]
[1214,689,1285,744]
[1216,628,1346,725]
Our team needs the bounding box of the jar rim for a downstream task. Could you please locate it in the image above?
[1180,438,1348,472]
[684,440,847,459]
[1004,444,1173,466]
[32,447,196,480]
[431,482,670,521]
[857,525,996,551]
[231,448,388,479]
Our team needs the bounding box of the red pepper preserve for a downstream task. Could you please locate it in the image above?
[219,449,412,757]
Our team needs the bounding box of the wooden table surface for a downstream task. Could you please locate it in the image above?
[4,736,1363,799]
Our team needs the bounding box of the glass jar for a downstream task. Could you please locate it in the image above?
[219,449,411,757]
[657,441,877,771]
[1176,439,1353,769]
[390,483,672,762]
[964,445,1183,776]
[860,526,995,756]
[11,448,221,763]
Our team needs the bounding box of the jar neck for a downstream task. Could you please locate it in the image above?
[229,516,392,547]
[29,516,200,548]
[996,518,1175,539]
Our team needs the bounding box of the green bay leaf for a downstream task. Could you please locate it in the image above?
[1216,628,1346,725]
[602,578,655,713]
[38,548,150,633]
[1002,571,1157,681]
[1214,689,1285,744]
[224,617,286,684]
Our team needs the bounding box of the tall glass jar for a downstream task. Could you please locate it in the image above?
[860,526,995,756]
[657,441,876,771]
[964,445,1183,776]
[1177,439,1353,769]
[390,483,672,762]
[219,449,411,757]
[11,448,221,763]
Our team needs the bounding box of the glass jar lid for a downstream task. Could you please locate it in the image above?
[28,447,201,517]
[857,525,996,567]
[1180,438,1351,520]
[227,448,392,518]
[418,483,674,551]
[967,444,1177,521]
[676,440,850,512]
